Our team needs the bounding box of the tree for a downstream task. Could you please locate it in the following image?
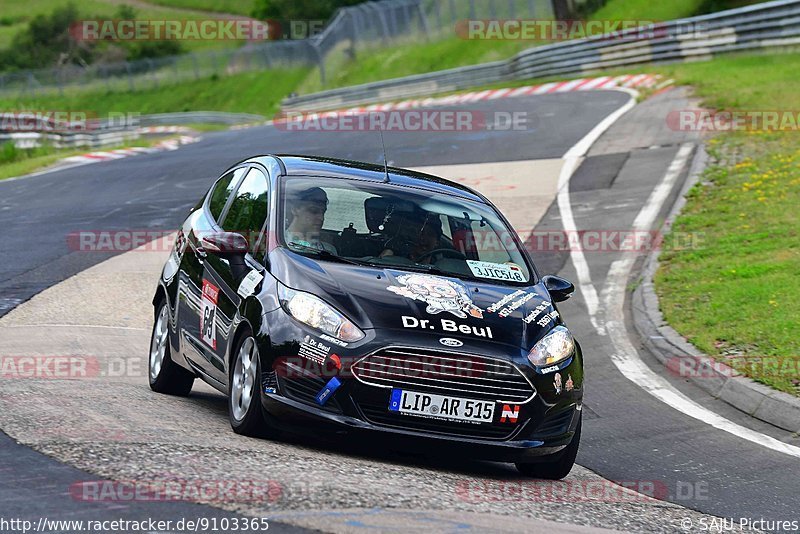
[251,0,363,23]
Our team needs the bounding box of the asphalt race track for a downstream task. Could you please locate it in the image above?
[1,87,798,533]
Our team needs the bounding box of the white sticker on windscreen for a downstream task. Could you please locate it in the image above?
[466,260,525,282]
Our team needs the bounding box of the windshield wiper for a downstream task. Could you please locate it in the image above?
[287,242,369,267]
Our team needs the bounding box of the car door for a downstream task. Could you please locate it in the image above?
[200,166,270,385]
[177,166,248,380]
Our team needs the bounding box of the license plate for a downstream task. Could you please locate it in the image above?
[388,389,495,423]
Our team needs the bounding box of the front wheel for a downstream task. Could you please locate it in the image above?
[516,415,581,480]
[229,332,279,438]
[149,299,194,396]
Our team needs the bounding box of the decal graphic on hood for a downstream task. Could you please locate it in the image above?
[387,274,483,319]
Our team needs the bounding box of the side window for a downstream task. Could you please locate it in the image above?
[208,167,246,223]
[221,167,269,254]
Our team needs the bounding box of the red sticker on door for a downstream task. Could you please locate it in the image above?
[201,279,219,349]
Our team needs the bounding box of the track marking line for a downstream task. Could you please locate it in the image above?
[556,87,639,334]
[596,142,800,459]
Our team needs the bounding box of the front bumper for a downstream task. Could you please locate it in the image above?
[261,382,581,462]
[259,313,584,462]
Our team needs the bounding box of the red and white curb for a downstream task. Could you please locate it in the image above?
[354,73,665,112]
[266,74,671,125]
[60,136,199,165]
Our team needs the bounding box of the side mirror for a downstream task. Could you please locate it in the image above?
[201,232,250,281]
[542,274,575,303]
[201,232,249,257]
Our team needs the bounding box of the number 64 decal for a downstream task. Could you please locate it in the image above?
[201,279,219,349]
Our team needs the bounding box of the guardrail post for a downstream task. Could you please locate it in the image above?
[191,53,200,80]
[148,59,158,89]
[387,5,398,37]
[371,3,391,44]
[417,1,431,40]
[56,68,64,97]
[313,42,326,87]
[125,62,135,91]
[27,72,36,98]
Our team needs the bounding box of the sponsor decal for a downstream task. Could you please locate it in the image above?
[387,274,483,319]
[565,375,574,392]
[200,280,219,349]
[402,316,493,338]
[495,292,537,318]
[499,404,520,423]
[466,260,525,282]
[439,337,464,348]
[315,377,341,406]
[298,335,331,364]
[539,364,560,374]
[553,373,562,395]
[486,290,525,313]
[237,269,264,298]
[537,310,560,328]
[319,333,348,347]
[523,300,552,324]
[264,387,277,394]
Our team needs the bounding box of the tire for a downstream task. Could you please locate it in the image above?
[149,299,194,396]
[228,331,278,438]
[515,415,581,480]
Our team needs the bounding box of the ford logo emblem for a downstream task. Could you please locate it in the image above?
[439,338,463,347]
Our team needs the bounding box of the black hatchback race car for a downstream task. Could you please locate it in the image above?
[149,154,583,479]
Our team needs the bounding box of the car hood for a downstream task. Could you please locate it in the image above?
[270,249,560,350]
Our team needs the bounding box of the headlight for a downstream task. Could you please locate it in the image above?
[527,326,574,367]
[277,283,365,343]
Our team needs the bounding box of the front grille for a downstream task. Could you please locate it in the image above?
[354,385,520,440]
[350,347,536,403]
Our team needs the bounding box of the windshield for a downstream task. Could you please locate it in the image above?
[279,176,534,284]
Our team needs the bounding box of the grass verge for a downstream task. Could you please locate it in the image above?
[0,134,191,181]
[0,68,309,116]
[650,53,800,395]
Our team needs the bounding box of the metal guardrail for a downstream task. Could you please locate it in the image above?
[138,112,266,125]
[283,0,800,111]
[0,111,266,149]
[0,130,139,150]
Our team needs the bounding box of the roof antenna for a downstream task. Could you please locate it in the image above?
[378,126,390,183]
